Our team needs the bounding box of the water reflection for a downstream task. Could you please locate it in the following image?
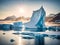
[0,28,60,45]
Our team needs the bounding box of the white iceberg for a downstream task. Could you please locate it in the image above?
[24,6,46,28]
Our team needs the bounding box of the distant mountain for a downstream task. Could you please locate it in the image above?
[45,14,55,22]
[45,16,52,22]
[16,16,30,21]
[50,13,60,22]
[4,15,16,21]
[45,13,60,26]
[16,16,25,21]
[47,14,56,17]
[0,15,30,21]
[46,13,60,23]
[0,19,5,21]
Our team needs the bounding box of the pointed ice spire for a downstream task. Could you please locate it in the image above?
[24,6,46,28]
[36,6,46,28]
[35,6,45,12]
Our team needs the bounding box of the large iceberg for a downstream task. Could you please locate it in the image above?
[24,6,46,28]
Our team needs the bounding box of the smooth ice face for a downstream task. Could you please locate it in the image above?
[24,6,46,28]
[36,6,46,28]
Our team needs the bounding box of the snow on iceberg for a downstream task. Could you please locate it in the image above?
[24,6,46,28]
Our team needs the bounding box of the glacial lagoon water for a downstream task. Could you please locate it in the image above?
[0,29,60,45]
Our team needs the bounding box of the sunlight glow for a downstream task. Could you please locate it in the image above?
[19,8,25,14]
[18,36,23,45]
[22,25,25,32]
[46,30,49,32]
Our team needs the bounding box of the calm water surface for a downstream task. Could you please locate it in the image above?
[0,30,60,45]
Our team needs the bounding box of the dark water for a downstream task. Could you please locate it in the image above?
[0,30,60,45]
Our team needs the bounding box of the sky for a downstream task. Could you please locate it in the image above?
[0,0,60,19]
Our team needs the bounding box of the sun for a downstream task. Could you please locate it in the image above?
[19,8,25,14]
[17,7,27,17]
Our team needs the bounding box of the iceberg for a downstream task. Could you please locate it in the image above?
[24,6,46,28]
[13,22,23,27]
